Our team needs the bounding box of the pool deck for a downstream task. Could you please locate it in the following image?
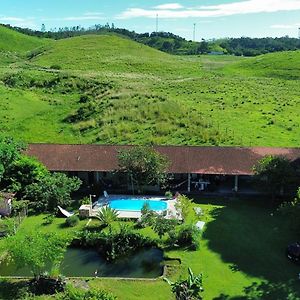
[90,196,182,220]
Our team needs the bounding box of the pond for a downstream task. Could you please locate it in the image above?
[0,248,164,278]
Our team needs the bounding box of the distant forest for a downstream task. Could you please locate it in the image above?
[3,23,300,56]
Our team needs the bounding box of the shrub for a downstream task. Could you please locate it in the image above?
[65,215,79,227]
[175,195,193,221]
[80,196,90,205]
[59,285,117,300]
[153,215,177,239]
[43,214,55,225]
[79,95,91,103]
[137,203,156,228]
[50,65,62,70]
[29,275,66,295]
[0,218,16,237]
[165,268,203,300]
[169,225,200,250]
[74,228,157,261]
[165,191,173,199]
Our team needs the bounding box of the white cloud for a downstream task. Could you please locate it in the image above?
[117,0,300,19]
[0,16,27,22]
[42,15,104,22]
[154,3,184,10]
[62,16,104,21]
[84,12,104,16]
[0,16,38,28]
[271,23,300,29]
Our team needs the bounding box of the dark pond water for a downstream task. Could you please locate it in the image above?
[0,248,164,278]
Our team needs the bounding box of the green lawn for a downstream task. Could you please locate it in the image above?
[1,197,299,300]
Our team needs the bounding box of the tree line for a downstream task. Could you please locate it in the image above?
[3,23,300,56]
[218,36,300,56]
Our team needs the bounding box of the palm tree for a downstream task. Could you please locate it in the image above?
[96,206,119,231]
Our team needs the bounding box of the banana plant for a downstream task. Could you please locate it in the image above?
[164,268,204,300]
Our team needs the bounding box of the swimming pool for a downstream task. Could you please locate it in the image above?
[109,198,167,211]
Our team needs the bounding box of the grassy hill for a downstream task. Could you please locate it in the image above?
[31,34,198,76]
[226,50,300,80]
[0,25,50,54]
[0,26,299,147]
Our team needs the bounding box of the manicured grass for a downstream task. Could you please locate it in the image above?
[1,198,299,299]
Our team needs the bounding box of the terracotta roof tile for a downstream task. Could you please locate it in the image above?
[26,144,300,176]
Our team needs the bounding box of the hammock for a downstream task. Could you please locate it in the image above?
[58,206,74,218]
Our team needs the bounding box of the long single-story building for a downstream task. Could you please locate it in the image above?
[26,144,300,195]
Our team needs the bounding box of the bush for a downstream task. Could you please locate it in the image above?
[29,275,66,295]
[153,215,177,239]
[65,215,79,227]
[74,228,157,261]
[136,203,156,228]
[169,225,200,250]
[165,191,173,199]
[80,196,90,205]
[50,65,62,70]
[43,214,55,225]
[0,218,16,237]
[59,285,117,300]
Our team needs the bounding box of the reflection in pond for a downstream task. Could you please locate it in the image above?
[0,248,164,278]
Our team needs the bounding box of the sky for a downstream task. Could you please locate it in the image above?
[1,0,300,40]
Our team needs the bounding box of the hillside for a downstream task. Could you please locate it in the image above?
[0,25,50,54]
[0,26,299,147]
[31,34,198,76]
[226,50,300,80]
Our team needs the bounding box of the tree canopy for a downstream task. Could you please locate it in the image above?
[25,172,81,212]
[117,147,169,193]
[0,137,25,183]
[253,155,296,201]
[5,231,69,278]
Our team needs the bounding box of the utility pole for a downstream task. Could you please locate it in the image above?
[193,23,196,42]
[156,14,159,33]
[298,27,300,39]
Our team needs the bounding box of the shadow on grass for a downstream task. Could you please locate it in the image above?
[213,280,300,300]
[0,279,30,300]
[199,198,300,297]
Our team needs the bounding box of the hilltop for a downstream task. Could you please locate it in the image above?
[0,25,50,54]
[226,50,300,80]
[6,24,300,57]
[30,34,198,76]
[0,26,299,147]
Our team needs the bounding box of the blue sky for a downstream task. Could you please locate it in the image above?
[1,0,300,40]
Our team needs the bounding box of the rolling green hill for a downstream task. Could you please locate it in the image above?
[31,34,198,77]
[0,25,50,54]
[0,26,299,147]
[226,50,300,80]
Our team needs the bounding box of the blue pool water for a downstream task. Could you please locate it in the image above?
[109,199,167,211]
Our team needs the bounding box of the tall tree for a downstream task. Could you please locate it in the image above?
[0,137,25,184]
[117,147,169,193]
[5,155,48,194]
[25,172,81,212]
[5,231,69,279]
[253,155,296,202]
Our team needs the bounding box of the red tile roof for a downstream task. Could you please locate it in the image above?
[26,144,300,176]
